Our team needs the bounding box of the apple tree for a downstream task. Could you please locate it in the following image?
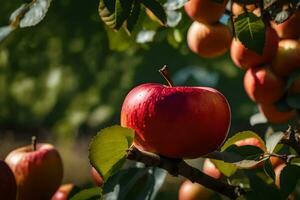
[1,0,300,199]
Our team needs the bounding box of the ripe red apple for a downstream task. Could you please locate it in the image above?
[272,11,300,39]
[244,66,285,104]
[230,27,279,69]
[121,66,231,158]
[52,184,75,200]
[0,160,17,200]
[271,39,300,77]
[202,159,222,179]
[184,0,228,24]
[259,103,296,124]
[178,180,215,200]
[5,138,63,200]
[91,167,104,187]
[187,21,232,58]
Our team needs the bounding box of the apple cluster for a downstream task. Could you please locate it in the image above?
[0,138,103,200]
[231,5,300,124]
[185,0,300,124]
[185,0,232,58]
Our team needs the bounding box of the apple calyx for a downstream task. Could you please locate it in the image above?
[159,65,174,87]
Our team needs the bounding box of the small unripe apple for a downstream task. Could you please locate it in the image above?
[187,21,232,58]
[230,27,279,69]
[271,39,300,77]
[259,103,296,124]
[91,167,104,187]
[51,184,75,200]
[184,0,228,24]
[244,66,285,104]
[5,137,63,200]
[0,160,17,200]
[272,11,300,39]
[121,66,231,158]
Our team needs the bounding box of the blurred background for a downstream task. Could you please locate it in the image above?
[0,1,284,199]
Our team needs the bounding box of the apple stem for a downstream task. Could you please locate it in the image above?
[32,136,37,151]
[159,65,174,87]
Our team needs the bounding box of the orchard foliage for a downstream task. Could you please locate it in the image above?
[1,0,300,200]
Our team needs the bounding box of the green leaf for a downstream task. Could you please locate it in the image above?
[103,167,167,200]
[140,0,167,25]
[246,171,281,200]
[266,132,285,153]
[286,70,300,89]
[210,159,237,177]
[280,165,300,199]
[70,187,102,200]
[125,0,141,34]
[234,12,266,55]
[263,159,276,181]
[89,125,134,182]
[286,94,300,109]
[221,131,266,152]
[115,0,133,30]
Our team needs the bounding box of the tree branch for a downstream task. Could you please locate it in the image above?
[281,126,300,155]
[126,145,245,199]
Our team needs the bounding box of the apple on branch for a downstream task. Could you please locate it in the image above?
[5,136,64,200]
[121,66,231,158]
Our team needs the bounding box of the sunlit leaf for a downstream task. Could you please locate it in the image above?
[89,125,134,182]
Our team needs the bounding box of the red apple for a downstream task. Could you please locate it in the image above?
[202,159,222,179]
[272,11,300,39]
[184,0,228,24]
[187,21,232,58]
[178,180,215,200]
[230,27,279,69]
[244,66,285,104]
[259,103,296,124]
[0,160,17,200]
[91,167,104,187]
[51,184,75,200]
[5,138,63,200]
[271,39,300,77]
[121,66,231,158]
